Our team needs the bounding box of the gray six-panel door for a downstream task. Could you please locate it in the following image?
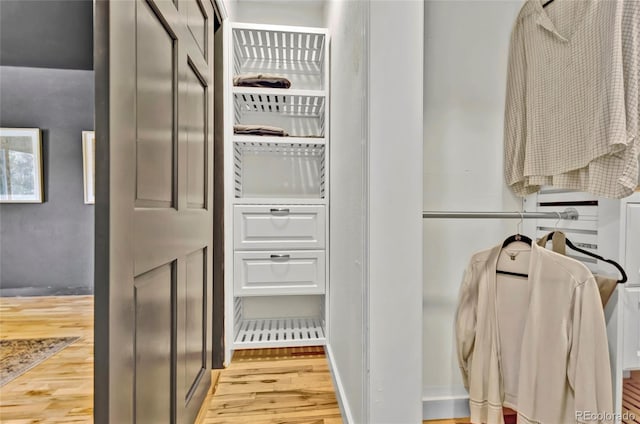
[95,0,216,422]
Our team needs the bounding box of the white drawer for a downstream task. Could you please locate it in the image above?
[623,287,640,370]
[234,251,325,296]
[234,205,325,250]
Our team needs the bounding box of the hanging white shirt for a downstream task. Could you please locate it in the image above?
[504,0,639,198]
[456,242,614,424]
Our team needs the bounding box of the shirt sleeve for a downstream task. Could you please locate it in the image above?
[504,20,536,197]
[567,278,614,424]
[455,262,477,391]
[619,0,640,190]
[622,0,639,137]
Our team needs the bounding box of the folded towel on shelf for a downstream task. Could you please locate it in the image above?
[233,124,289,137]
[233,74,292,89]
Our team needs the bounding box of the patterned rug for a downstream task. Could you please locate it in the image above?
[0,337,79,387]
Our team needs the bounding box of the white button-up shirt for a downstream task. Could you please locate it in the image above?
[504,0,639,199]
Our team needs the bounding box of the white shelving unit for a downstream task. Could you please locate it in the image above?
[225,22,329,351]
[619,192,640,414]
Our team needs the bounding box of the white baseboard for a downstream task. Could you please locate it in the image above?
[325,343,356,424]
[422,396,470,421]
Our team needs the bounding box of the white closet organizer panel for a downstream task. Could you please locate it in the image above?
[623,287,640,370]
[233,296,326,349]
[234,89,326,137]
[234,205,325,250]
[234,250,325,296]
[534,189,601,271]
[233,25,326,90]
[234,141,326,199]
[625,204,640,286]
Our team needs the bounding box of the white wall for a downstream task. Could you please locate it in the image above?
[226,0,325,27]
[325,1,367,423]
[422,0,523,419]
[369,1,424,423]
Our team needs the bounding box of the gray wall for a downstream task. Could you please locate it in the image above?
[0,0,93,70]
[0,66,95,295]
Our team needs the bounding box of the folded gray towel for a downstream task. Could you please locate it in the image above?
[233,74,292,89]
[234,124,289,137]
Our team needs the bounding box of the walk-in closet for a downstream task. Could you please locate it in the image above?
[1,0,638,423]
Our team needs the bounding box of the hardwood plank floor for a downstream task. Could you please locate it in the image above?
[0,296,94,423]
[0,297,344,424]
[623,371,640,424]
[9,295,632,424]
[199,347,343,424]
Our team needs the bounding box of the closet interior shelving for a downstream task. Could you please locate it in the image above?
[227,23,330,349]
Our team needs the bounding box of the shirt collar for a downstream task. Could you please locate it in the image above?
[531,0,570,43]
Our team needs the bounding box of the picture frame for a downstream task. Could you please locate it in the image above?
[0,128,44,203]
[82,131,95,204]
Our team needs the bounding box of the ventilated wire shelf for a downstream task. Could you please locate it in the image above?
[234,141,326,199]
[233,26,326,90]
[233,297,326,348]
[234,91,326,138]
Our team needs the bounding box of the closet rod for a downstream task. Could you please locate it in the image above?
[422,208,579,220]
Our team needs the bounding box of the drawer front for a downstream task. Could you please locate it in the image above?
[234,205,325,250]
[623,287,640,370]
[234,251,325,296]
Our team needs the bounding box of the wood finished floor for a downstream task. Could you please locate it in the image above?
[2,296,634,424]
[0,296,94,423]
[200,347,343,424]
[0,296,343,424]
[623,371,640,424]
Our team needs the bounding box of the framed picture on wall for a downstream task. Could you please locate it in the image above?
[82,131,95,204]
[0,128,44,203]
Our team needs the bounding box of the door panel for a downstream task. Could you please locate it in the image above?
[136,0,176,208]
[186,63,207,209]
[185,249,206,394]
[134,264,175,424]
[95,0,217,421]
[186,0,207,56]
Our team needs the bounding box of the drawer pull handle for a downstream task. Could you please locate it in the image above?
[270,254,290,260]
[270,208,290,215]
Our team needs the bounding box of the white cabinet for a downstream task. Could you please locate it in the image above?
[234,205,326,250]
[623,202,640,371]
[226,23,329,349]
[625,204,640,286]
[623,287,640,370]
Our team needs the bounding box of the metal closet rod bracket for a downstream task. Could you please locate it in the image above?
[422,207,580,220]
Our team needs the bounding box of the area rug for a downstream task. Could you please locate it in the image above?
[0,337,79,387]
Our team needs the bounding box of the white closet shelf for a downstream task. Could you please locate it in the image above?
[233,87,326,98]
[232,25,325,64]
[232,24,327,91]
[234,140,325,153]
[233,22,328,35]
[233,88,326,138]
[234,140,326,201]
[233,316,326,349]
[233,135,326,145]
[234,90,326,118]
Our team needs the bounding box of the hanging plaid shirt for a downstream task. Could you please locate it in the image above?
[504,0,639,199]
